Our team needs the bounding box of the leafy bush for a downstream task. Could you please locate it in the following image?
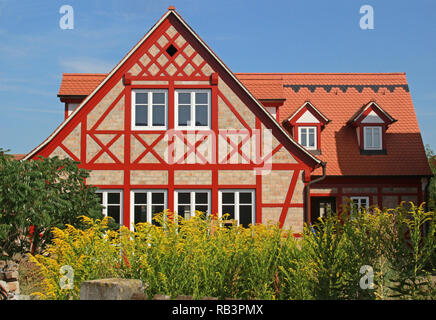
[0,149,103,257]
[29,204,435,300]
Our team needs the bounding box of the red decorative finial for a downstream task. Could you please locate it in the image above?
[168,6,176,11]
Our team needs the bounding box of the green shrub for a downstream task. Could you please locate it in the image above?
[0,149,103,257]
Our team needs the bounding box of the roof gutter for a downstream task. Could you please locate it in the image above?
[303,161,327,225]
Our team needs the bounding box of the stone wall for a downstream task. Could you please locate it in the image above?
[0,258,20,300]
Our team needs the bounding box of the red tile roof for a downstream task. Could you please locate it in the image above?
[11,154,26,160]
[58,73,107,96]
[57,72,432,176]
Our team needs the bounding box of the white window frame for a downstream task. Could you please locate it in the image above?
[350,196,369,210]
[130,189,167,230]
[298,126,317,150]
[174,189,211,222]
[131,89,168,130]
[363,126,382,150]
[174,89,211,130]
[218,189,256,226]
[96,189,123,225]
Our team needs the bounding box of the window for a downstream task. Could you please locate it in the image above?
[350,197,369,211]
[131,89,167,130]
[67,103,79,117]
[175,89,211,129]
[363,126,382,150]
[96,190,123,226]
[219,190,255,227]
[174,190,211,221]
[265,106,277,120]
[298,126,317,150]
[131,190,167,228]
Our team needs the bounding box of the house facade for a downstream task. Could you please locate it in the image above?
[23,8,432,232]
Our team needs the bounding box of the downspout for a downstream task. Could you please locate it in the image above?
[423,176,431,236]
[424,176,431,212]
[303,161,327,225]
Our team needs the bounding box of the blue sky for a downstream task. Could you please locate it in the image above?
[1,0,435,154]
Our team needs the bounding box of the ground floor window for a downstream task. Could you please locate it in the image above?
[174,190,211,221]
[96,190,123,225]
[219,190,255,227]
[131,190,167,226]
[350,196,369,211]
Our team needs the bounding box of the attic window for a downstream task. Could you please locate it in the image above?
[166,44,178,57]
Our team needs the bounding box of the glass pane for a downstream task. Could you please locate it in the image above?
[222,192,235,204]
[195,105,208,126]
[178,205,191,220]
[152,192,164,204]
[153,92,165,104]
[309,131,315,147]
[107,192,120,204]
[195,92,208,104]
[239,205,253,228]
[134,205,147,224]
[365,128,372,147]
[107,205,120,224]
[300,130,307,147]
[152,105,165,126]
[135,105,148,126]
[151,205,164,214]
[195,192,208,204]
[136,93,148,104]
[239,192,252,204]
[178,105,190,126]
[178,92,191,104]
[195,205,208,214]
[134,192,147,204]
[361,199,367,207]
[222,205,235,220]
[178,192,191,204]
[373,128,380,148]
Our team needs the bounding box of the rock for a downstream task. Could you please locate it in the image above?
[0,260,6,269]
[5,261,18,271]
[131,292,148,300]
[7,281,19,294]
[13,294,31,300]
[0,280,9,292]
[80,278,144,300]
[4,271,19,281]
[153,294,171,300]
[11,253,22,262]
[202,296,218,300]
[175,295,193,300]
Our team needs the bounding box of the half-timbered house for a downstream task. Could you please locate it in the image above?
[23,7,432,231]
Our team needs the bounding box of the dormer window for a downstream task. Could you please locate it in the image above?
[285,101,330,154]
[348,101,396,155]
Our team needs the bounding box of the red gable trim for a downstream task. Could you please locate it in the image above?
[349,101,396,126]
[286,101,330,126]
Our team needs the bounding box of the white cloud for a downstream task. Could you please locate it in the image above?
[58,57,114,73]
